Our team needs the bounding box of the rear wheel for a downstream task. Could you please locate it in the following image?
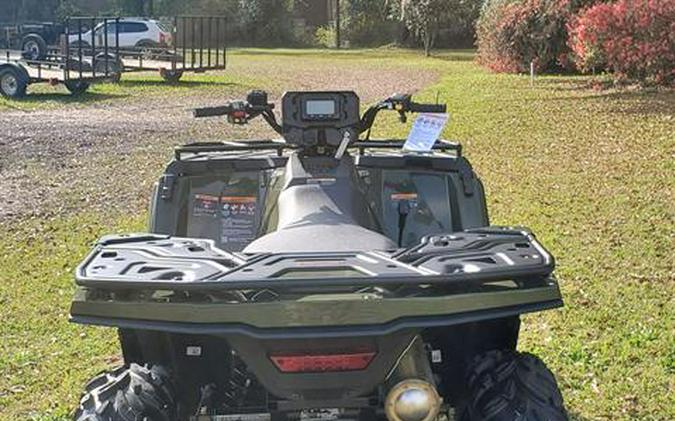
[65,80,90,96]
[0,68,27,99]
[459,350,567,421]
[73,363,177,421]
[21,34,47,61]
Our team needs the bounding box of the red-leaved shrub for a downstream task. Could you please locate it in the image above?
[476,0,574,73]
[568,0,675,85]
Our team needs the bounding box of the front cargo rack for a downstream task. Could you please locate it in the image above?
[173,139,462,161]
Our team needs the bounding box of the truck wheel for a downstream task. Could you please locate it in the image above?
[21,34,47,61]
[74,363,177,421]
[0,68,27,99]
[65,80,90,96]
[160,69,183,84]
[460,350,568,421]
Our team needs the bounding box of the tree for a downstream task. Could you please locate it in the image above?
[238,0,295,46]
[399,0,481,55]
[343,0,398,46]
[400,0,448,56]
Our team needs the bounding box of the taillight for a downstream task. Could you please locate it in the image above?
[270,352,376,373]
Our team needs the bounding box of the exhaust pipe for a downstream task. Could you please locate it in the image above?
[384,337,442,421]
[385,379,441,421]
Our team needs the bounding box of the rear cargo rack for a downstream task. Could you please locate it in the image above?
[76,227,553,291]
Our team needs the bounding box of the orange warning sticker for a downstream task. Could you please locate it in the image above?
[391,193,418,201]
[220,196,257,204]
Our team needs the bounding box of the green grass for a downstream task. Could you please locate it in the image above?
[1,49,673,420]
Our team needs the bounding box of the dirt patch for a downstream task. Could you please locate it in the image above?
[0,55,439,225]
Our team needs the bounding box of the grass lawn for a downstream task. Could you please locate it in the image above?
[1,48,673,420]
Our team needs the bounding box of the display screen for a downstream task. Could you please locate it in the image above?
[305,100,336,116]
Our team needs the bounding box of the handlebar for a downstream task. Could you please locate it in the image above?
[192,91,446,142]
[193,105,233,118]
[409,102,447,113]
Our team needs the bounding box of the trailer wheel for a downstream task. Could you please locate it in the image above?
[0,68,27,99]
[459,350,568,421]
[65,80,90,96]
[94,59,122,83]
[73,363,177,421]
[21,34,47,61]
[160,69,183,84]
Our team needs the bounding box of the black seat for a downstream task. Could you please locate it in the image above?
[244,155,396,253]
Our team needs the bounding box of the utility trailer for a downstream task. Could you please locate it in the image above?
[72,15,228,84]
[0,17,121,99]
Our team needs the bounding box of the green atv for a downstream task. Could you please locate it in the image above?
[70,90,567,421]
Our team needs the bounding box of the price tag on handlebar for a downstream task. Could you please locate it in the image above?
[403,113,449,152]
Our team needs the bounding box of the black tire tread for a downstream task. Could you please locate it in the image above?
[73,363,176,421]
[0,68,27,99]
[65,81,90,96]
[160,69,183,84]
[460,350,568,421]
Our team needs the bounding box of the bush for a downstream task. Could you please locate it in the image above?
[314,25,336,48]
[568,0,675,85]
[476,0,574,73]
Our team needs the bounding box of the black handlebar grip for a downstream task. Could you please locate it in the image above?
[410,103,447,113]
[193,105,233,118]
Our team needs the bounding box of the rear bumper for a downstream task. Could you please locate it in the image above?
[70,282,562,338]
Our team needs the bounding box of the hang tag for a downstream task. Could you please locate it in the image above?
[403,113,449,153]
[335,130,351,159]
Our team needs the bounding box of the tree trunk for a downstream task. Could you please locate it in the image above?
[423,29,432,57]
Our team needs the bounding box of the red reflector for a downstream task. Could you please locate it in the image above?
[232,110,247,118]
[270,352,376,373]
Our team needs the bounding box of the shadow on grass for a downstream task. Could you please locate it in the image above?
[429,50,477,62]
[2,91,125,109]
[234,47,477,61]
[536,76,675,117]
[116,78,240,88]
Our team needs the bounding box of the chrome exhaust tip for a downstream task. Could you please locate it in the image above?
[384,379,442,421]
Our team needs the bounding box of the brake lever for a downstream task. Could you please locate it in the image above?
[386,94,412,123]
[226,101,249,125]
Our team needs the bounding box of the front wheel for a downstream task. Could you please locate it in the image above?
[73,363,177,421]
[460,350,568,421]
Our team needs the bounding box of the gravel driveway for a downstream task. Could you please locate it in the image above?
[0,53,439,225]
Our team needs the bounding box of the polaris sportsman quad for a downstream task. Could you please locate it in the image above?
[71,90,567,421]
